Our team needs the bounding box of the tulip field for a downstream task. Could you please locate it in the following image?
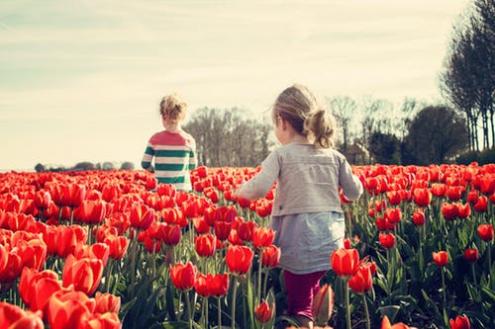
[0,164,494,329]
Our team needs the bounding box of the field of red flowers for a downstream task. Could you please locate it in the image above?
[0,164,494,329]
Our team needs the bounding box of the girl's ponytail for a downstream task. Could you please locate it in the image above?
[304,108,335,148]
[274,84,336,148]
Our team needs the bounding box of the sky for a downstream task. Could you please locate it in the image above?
[0,0,470,170]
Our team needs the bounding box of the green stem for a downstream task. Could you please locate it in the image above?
[471,263,477,286]
[231,277,238,329]
[185,291,193,329]
[217,297,222,329]
[106,259,114,292]
[263,269,269,298]
[441,267,448,327]
[343,278,352,329]
[257,253,263,301]
[362,293,370,329]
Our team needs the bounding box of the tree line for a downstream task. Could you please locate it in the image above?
[441,0,495,151]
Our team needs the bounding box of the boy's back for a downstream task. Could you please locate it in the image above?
[141,130,197,191]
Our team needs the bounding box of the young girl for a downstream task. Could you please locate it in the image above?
[141,93,197,191]
[237,84,363,328]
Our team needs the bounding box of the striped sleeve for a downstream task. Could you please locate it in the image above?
[141,143,154,169]
[188,140,197,170]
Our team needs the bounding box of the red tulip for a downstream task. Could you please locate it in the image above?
[312,284,334,326]
[432,251,449,267]
[94,292,121,314]
[254,300,273,323]
[104,236,129,260]
[412,209,425,226]
[463,248,479,263]
[226,245,254,275]
[441,203,459,221]
[477,224,494,241]
[413,188,431,207]
[214,220,232,241]
[169,262,197,290]
[381,315,410,329]
[457,203,471,219]
[0,302,44,329]
[379,232,396,249]
[86,312,121,329]
[62,255,104,295]
[474,196,488,213]
[159,224,182,246]
[385,208,401,224]
[252,227,275,248]
[238,221,256,242]
[431,183,446,197]
[449,315,470,329]
[195,234,217,258]
[261,245,281,268]
[195,273,229,297]
[45,290,94,329]
[19,268,62,311]
[330,248,360,277]
[129,203,155,230]
[348,265,373,293]
[193,217,210,234]
[446,186,463,201]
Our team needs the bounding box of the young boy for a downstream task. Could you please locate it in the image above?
[141,94,197,191]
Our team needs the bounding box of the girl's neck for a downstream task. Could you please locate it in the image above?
[287,133,311,145]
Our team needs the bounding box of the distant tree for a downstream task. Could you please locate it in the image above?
[73,162,96,171]
[120,162,135,170]
[403,105,468,164]
[328,96,357,152]
[184,107,274,167]
[34,163,45,172]
[368,132,401,164]
[102,162,115,170]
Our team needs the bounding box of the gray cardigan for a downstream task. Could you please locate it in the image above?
[238,143,363,216]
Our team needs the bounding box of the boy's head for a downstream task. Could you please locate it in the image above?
[159,93,187,127]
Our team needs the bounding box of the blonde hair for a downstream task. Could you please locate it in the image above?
[159,93,187,122]
[273,84,335,148]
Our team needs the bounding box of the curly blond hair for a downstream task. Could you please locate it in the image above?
[159,93,187,122]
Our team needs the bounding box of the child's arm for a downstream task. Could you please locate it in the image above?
[237,151,279,200]
[338,157,363,201]
[188,140,198,170]
[141,143,155,172]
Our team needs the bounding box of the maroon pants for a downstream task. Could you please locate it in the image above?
[283,270,327,321]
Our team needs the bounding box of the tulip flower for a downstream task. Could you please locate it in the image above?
[62,255,104,295]
[45,290,94,329]
[379,232,396,249]
[226,245,254,275]
[195,233,217,258]
[432,251,449,267]
[450,315,471,329]
[0,302,44,329]
[477,223,494,241]
[104,235,129,260]
[252,227,275,248]
[412,209,425,226]
[413,188,431,207]
[169,261,197,290]
[381,315,410,329]
[19,268,62,311]
[254,300,273,323]
[94,292,121,314]
[331,248,360,277]
[261,245,281,268]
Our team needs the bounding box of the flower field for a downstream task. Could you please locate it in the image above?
[0,164,494,329]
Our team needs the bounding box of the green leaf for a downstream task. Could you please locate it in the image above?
[377,305,400,323]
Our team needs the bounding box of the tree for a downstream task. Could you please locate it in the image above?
[120,162,135,170]
[403,106,468,164]
[328,96,357,152]
[184,107,274,167]
[441,0,495,150]
[368,132,401,164]
[34,163,45,172]
[73,162,96,171]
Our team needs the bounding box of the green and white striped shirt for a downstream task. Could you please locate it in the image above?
[141,130,197,190]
